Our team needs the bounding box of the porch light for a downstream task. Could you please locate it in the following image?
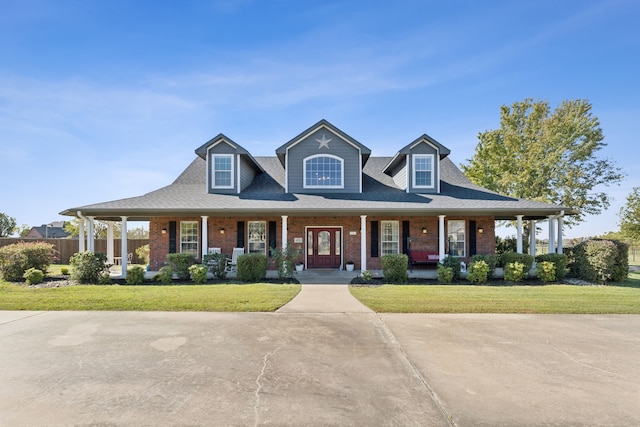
[219,228,225,235]
[161,228,167,234]
[421,227,427,234]
[478,227,484,234]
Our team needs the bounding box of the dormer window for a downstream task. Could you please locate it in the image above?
[212,154,234,189]
[413,154,434,188]
[303,154,344,189]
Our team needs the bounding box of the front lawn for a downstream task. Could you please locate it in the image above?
[349,283,640,314]
[0,282,300,312]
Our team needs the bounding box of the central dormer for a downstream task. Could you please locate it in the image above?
[275,119,371,194]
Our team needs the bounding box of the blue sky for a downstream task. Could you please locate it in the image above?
[1,0,638,238]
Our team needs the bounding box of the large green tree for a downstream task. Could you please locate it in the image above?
[0,212,17,237]
[619,187,640,242]
[462,98,624,227]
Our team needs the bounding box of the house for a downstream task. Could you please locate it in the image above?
[60,119,575,276]
[25,221,71,239]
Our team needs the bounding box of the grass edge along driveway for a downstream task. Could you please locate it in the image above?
[0,283,301,312]
[349,284,640,314]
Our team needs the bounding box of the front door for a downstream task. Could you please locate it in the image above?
[307,227,341,269]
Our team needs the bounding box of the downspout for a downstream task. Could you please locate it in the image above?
[77,211,86,252]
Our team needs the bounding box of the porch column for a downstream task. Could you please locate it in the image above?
[78,214,85,252]
[281,215,288,249]
[120,216,128,279]
[438,215,446,262]
[557,215,564,254]
[529,220,536,257]
[87,216,95,252]
[516,215,524,254]
[360,215,367,271]
[548,215,556,254]
[106,221,115,264]
[201,216,209,259]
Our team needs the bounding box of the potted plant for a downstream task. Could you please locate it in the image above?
[345,261,354,271]
[295,262,304,272]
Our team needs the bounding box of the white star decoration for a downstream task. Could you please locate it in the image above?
[316,133,332,149]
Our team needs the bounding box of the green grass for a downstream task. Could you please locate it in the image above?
[350,283,640,314]
[0,282,300,312]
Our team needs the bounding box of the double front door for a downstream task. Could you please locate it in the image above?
[307,227,341,269]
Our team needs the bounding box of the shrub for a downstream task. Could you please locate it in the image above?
[537,261,556,283]
[437,264,454,284]
[98,272,112,285]
[500,253,534,274]
[441,256,462,280]
[361,270,373,281]
[535,253,568,280]
[189,264,208,284]
[70,251,109,284]
[471,254,498,278]
[155,266,173,285]
[23,268,44,285]
[505,261,526,282]
[467,260,490,284]
[166,253,196,280]
[60,267,69,275]
[135,244,150,265]
[237,254,267,282]
[269,245,301,280]
[126,265,146,285]
[573,239,628,285]
[382,254,408,283]
[0,241,57,282]
[203,253,228,279]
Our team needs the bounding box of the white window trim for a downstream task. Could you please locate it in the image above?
[381,220,400,255]
[248,221,267,255]
[303,154,345,189]
[412,154,435,189]
[447,219,466,258]
[180,221,199,256]
[211,154,235,189]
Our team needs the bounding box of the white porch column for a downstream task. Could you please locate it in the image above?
[87,216,95,252]
[120,216,128,278]
[281,215,288,250]
[438,215,446,262]
[201,216,209,259]
[360,215,367,271]
[516,215,524,254]
[529,220,536,257]
[106,221,115,264]
[78,213,85,252]
[557,215,564,254]
[548,215,556,254]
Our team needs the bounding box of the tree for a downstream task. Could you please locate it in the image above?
[619,187,640,243]
[462,99,624,229]
[17,224,31,237]
[0,213,17,237]
[64,218,149,239]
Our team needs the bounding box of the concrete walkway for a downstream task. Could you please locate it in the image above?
[277,284,372,313]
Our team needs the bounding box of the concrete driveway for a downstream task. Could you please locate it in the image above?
[1,290,639,426]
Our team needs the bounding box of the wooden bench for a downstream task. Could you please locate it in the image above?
[409,251,440,270]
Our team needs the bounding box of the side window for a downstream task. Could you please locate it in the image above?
[180,221,198,256]
[248,221,266,255]
[381,220,399,255]
[447,219,465,257]
[413,154,434,188]
[303,154,344,188]
[212,154,234,189]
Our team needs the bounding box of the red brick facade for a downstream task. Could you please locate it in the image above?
[149,215,496,271]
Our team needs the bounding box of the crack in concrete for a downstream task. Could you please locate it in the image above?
[253,345,282,427]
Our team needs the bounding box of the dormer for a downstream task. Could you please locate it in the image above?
[383,134,451,194]
[195,134,264,194]
[275,119,371,193]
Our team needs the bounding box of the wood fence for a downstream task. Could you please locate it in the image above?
[0,238,150,264]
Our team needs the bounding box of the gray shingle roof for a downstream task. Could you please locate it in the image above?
[61,155,574,221]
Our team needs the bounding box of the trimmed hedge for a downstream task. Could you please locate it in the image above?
[500,253,534,274]
[535,253,567,280]
[471,254,498,278]
[441,256,462,280]
[167,253,196,280]
[70,251,109,284]
[382,254,408,283]
[0,241,57,282]
[237,254,267,282]
[572,239,628,284]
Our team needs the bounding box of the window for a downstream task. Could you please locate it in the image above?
[413,154,434,188]
[180,221,198,256]
[381,220,399,255]
[447,220,465,257]
[304,154,343,188]
[248,221,266,254]
[212,154,234,188]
